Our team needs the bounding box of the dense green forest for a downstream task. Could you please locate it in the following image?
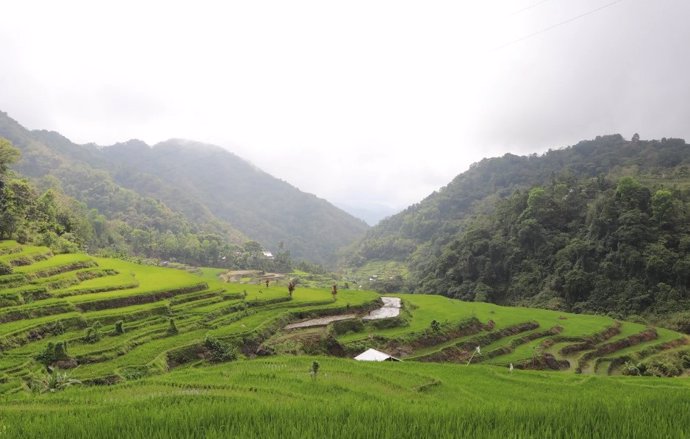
[0,137,293,272]
[347,135,690,267]
[414,175,690,316]
[0,111,368,266]
[346,134,690,322]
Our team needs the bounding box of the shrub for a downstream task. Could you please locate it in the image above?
[84,321,102,343]
[331,319,364,335]
[204,336,237,363]
[664,311,690,334]
[113,320,125,335]
[0,293,22,307]
[10,256,32,266]
[622,361,641,376]
[54,341,68,359]
[0,261,12,275]
[681,353,690,369]
[35,341,70,367]
[310,361,320,379]
[641,356,684,377]
[167,318,179,335]
[28,370,81,393]
[368,317,407,330]
[48,321,66,336]
[35,343,56,366]
[120,366,149,380]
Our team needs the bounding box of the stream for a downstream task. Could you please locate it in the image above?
[284,296,401,330]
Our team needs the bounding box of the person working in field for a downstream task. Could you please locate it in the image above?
[331,283,338,301]
[288,281,295,297]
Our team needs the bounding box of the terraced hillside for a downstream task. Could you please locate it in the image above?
[0,241,380,392]
[331,295,688,375]
[1,240,689,397]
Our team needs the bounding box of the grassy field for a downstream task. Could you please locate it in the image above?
[2,357,690,438]
[1,241,690,437]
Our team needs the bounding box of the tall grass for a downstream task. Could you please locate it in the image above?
[2,357,690,438]
[7,399,689,439]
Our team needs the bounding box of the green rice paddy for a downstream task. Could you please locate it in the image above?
[1,240,689,438]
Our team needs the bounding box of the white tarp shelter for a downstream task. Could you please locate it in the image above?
[354,348,400,362]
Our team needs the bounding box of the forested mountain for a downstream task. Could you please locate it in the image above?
[346,134,690,317]
[0,111,368,265]
[99,138,368,265]
[418,175,690,317]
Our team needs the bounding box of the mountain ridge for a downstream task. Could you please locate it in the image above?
[345,134,690,319]
[0,111,368,265]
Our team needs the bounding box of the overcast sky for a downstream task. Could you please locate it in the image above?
[2,0,689,224]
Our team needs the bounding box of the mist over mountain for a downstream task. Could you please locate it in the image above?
[0,111,368,265]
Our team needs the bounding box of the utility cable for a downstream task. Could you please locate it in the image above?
[493,0,626,51]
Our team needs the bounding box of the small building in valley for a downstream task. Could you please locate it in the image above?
[354,348,400,362]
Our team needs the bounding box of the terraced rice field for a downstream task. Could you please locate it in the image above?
[2,240,690,437]
[332,294,686,374]
[0,241,381,391]
[1,240,689,395]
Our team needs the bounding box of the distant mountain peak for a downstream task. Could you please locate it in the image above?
[105,139,150,150]
[155,138,225,152]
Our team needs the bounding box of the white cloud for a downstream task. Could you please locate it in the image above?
[1,0,689,219]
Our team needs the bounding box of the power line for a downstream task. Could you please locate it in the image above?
[494,0,626,51]
[509,0,554,17]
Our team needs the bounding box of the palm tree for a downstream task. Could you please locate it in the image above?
[30,369,81,393]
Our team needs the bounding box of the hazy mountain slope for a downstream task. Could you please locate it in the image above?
[346,135,690,283]
[0,111,368,264]
[100,139,369,264]
[0,112,245,243]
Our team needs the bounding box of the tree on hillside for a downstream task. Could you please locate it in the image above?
[167,318,179,335]
[0,138,20,177]
[113,320,125,335]
[0,139,21,238]
[310,361,320,380]
[0,179,34,240]
[0,139,93,250]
